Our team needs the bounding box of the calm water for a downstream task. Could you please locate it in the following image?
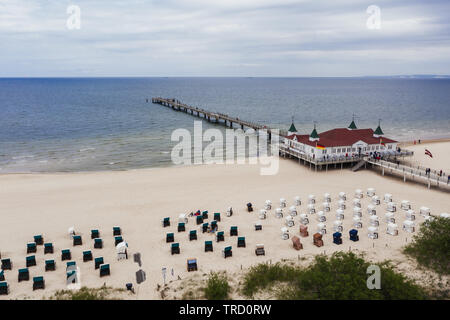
[0,77,449,173]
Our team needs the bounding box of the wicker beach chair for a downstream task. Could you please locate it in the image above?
[187,258,198,272]
[27,242,37,254]
[26,255,36,267]
[44,243,54,254]
[166,232,174,243]
[83,250,93,262]
[94,257,104,269]
[32,276,45,290]
[171,243,180,255]
[45,260,55,271]
[204,241,213,252]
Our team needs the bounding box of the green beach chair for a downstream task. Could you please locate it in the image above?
[196,215,204,225]
[66,270,77,283]
[83,251,93,262]
[18,268,29,282]
[162,217,170,228]
[27,242,37,254]
[94,238,103,249]
[0,270,4,282]
[189,230,197,241]
[222,246,232,258]
[210,220,218,232]
[202,210,208,219]
[73,235,82,246]
[113,226,121,236]
[216,231,224,242]
[237,237,246,248]
[99,264,110,277]
[166,233,174,243]
[61,249,71,261]
[44,242,54,254]
[26,255,36,267]
[0,282,9,295]
[171,243,180,255]
[91,229,100,239]
[204,241,213,252]
[230,226,238,236]
[202,223,209,233]
[1,258,12,270]
[178,222,185,232]
[114,236,123,246]
[94,257,104,269]
[66,261,76,270]
[214,212,221,222]
[32,276,45,290]
[45,259,55,271]
[34,235,43,245]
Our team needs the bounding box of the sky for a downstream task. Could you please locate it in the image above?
[1,0,450,77]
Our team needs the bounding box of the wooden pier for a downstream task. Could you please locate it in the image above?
[152,97,278,139]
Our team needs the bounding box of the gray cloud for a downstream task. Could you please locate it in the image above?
[0,0,449,76]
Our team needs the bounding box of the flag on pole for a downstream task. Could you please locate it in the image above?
[380,138,385,146]
[425,149,433,158]
[316,143,325,150]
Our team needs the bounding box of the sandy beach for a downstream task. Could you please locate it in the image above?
[0,140,449,300]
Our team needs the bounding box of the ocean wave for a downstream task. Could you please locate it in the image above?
[79,147,96,152]
[12,155,34,160]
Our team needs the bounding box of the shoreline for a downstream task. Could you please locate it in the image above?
[1,137,450,176]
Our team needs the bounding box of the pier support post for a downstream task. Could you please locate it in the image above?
[403,174,406,182]
[382,168,384,176]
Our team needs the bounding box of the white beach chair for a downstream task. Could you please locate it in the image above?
[387,223,398,236]
[367,188,376,197]
[322,202,330,212]
[354,189,363,199]
[275,208,283,219]
[280,198,287,208]
[368,226,378,239]
[338,199,346,210]
[264,200,272,210]
[385,212,395,223]
[384,193,393,203]
[294,196,301,206]
[353,216,362,229]
[179,214,188,224]
[226,207,233,217]
[308,194,316,204]
[68,226,75,239]
[440,213,450,219]
[423,216,434,224]
[285,215,295,227]
[367,204,376,215]
[401,200,411,211]
[317,222,326,235]
[289,206,297,217]
[281,227,290,240]
[369,215,379,227]
[353,198,361,208]
[403,220,415,233]
[353,207,362,218]
[419,207,430,217]
[116,241,128,260]
[316,211,326,222]
[338,192,346,201]
[333,220,343,232]
[307,204,315,214]
[299,213,309,225]
[387,202,397,212]
[372,195,381,205]
[323,193,331,203]
[335,209,344,220]
[406,210,415,221]
[259,209,267,220]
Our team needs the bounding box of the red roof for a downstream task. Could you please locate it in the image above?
[286,128,397,148]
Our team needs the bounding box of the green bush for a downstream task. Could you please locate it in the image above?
[404,217,450,275]
[203,272,230,300]
[243,252,428,300]
[50,286,123,300]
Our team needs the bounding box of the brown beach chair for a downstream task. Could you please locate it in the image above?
[313,233,324,247]
[299,225,309,237]
[291,236,303,250]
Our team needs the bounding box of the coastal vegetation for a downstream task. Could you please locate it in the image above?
[242,252,428,300]
[404,217,450,275]
[203,272,231,300]
[48,286,125,300]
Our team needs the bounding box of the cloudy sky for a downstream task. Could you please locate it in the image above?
[1,0,449,77]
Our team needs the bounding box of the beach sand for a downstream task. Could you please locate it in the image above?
[0,141,449,300]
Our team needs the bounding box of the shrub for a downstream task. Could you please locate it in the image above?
[243,252,429,300]
[50,286,124,300]
[404,217,450,275]
[203,272,230,300]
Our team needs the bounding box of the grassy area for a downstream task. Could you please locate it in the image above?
[243,252,429,300]
[404,217,450,275]
[48,286,125,300]
[203,272,230,300]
